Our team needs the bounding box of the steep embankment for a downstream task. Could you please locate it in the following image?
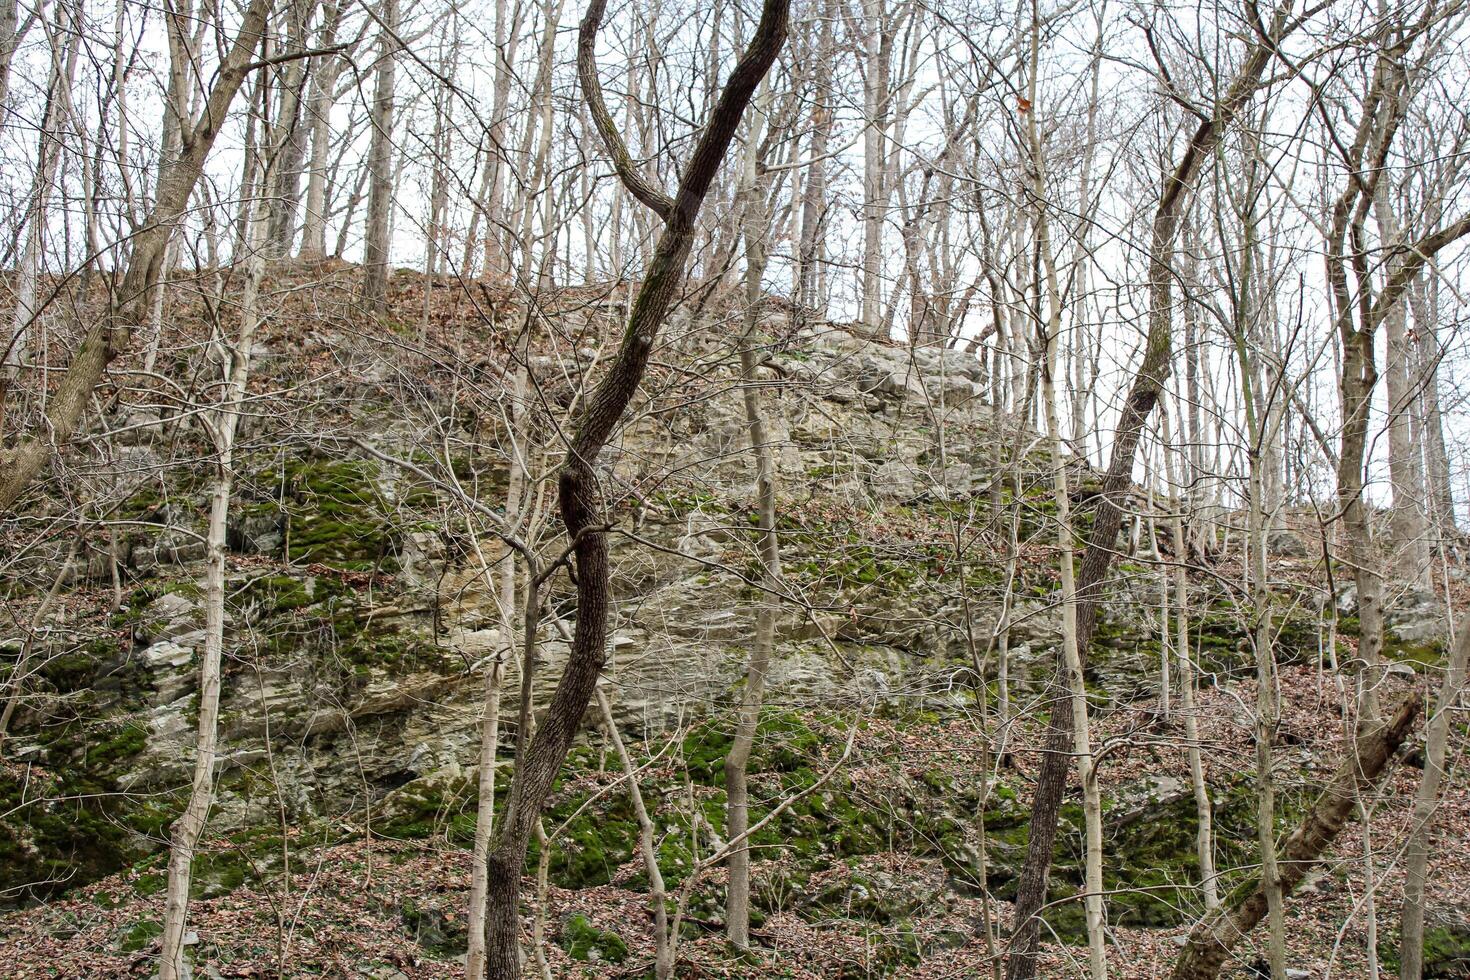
[1,265,1463,977]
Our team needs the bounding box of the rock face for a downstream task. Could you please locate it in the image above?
[0,304,1305,908]
[1386,586,1448,643]
[1,314,1076,898]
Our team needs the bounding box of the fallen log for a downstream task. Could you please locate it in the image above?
[1170,695,1421,980]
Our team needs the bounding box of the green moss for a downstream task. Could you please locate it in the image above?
[120,918,163,952]
[1,716,154,901]
[191,849,249,898]
[682,710,830,785]
[90,725,148,768]
[1039,781,1309,944]
[376,775,477,844]
[248,574,444,677]
[535,795,639,889]
[1382,631,1447,670]
[134,872,167,896]
[560,913,628,963]
[249,457,398,571]
[650,486,722,517]
[239,575,312,614]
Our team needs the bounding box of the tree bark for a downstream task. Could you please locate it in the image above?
[795,0,835,312]
[479,3,789,975]
[859,0,889,336]
[7,0,79,375]
[1162,403,1218,909]
[726,84,781,945]
[297,0,343,260]
[266,0,315,253]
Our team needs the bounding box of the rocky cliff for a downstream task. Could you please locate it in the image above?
[1,266,1462,977]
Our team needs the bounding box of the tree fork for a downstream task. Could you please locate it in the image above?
[478,1,790,975]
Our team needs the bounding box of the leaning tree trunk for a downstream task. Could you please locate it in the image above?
[1170,696,1421,980]
[478,2,790,976]
[0,0,273,515]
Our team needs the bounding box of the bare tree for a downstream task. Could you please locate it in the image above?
[0,0,275,514]
[478,1,790,974]
[359,0,400,311]
[1005,7,1296,973]
[1170,697,1421,980]
[158,189,269,980]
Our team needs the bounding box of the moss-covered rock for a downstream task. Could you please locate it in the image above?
[375,772,478,844]
[0,709,154,904]
[559,912,628,964]
[246,457,399,571]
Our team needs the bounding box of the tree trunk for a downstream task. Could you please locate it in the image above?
[0,0,36,132]
[297,1,342,260]
[597,688,675,978]
[1026,10,1105,970]
[266,0,314,254]
[158,199,267,980]
[795,0,834,312]
[1162,403,1218,909]
[1376,181,1430,585]
[478,0,524,279]
[726,84,781,945]
[479,4,789,976]
[1398,621,1470,979]
[359,0,400,311]
[7,0,79,374]
[859,0,888,336]
[466,329,532,980]
[1407,278,1455,537]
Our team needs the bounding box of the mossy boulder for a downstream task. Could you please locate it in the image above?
[559,913,628,964]
[375,772,478,843]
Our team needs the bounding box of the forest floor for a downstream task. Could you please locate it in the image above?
[0,660,1462,979]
